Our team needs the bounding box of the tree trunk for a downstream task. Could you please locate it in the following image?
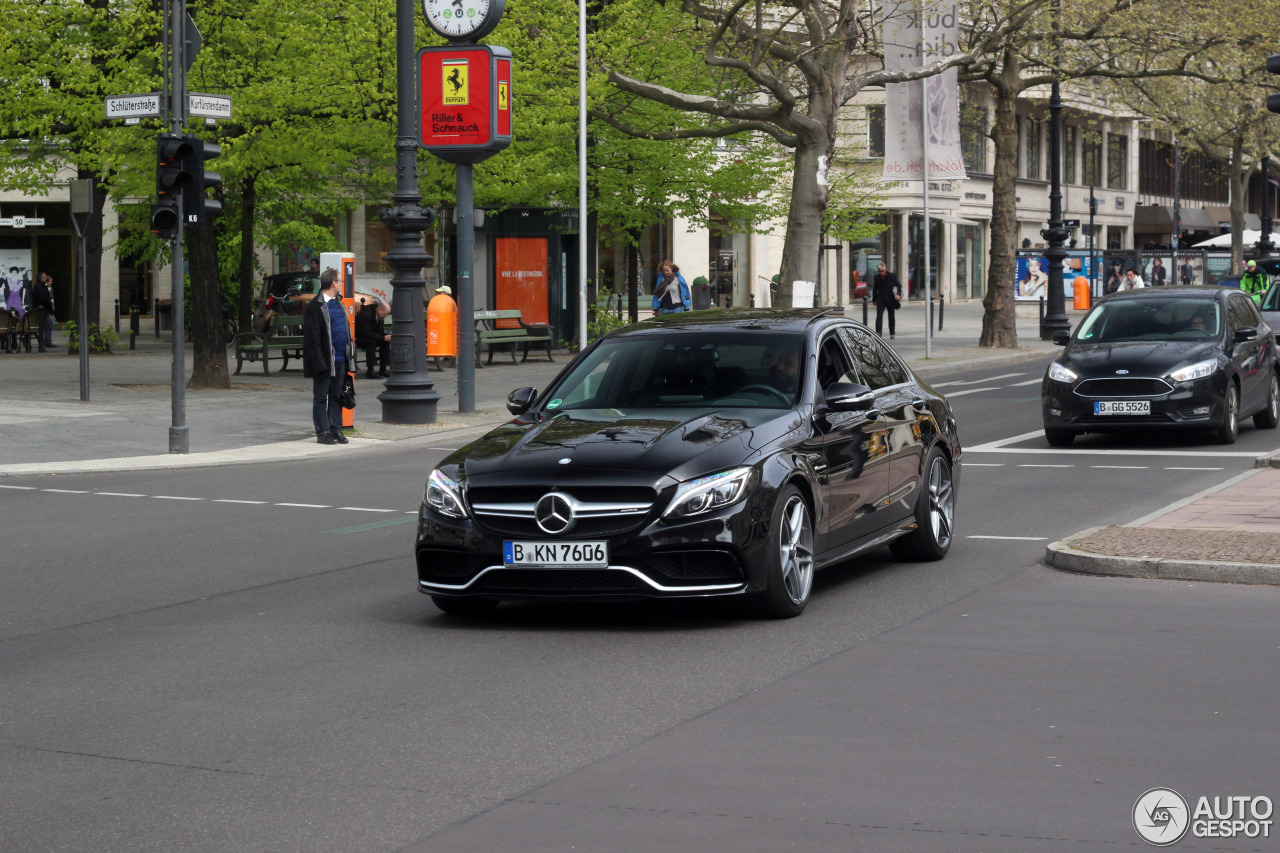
[777,135,832,308]
[237,173,257,333]
[187,220,230,389]
[979,78,1020,348]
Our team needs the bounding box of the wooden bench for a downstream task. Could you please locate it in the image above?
[233,315,306,375]
[474,309,554,365]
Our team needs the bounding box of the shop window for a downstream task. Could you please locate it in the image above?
[1025,117,1042,180]
[867,106,885,158]
[1107,133,1128,190]
[960,104,987,173]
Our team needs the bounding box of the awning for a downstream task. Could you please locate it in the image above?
[1134,205,1174,229]
[1202,206,1261,232]
[1176,207,1215,232]
[893,210,984,226]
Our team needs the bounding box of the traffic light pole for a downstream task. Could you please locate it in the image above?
[168,0,188,453]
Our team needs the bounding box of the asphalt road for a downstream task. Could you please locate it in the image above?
[3,357,1277,852]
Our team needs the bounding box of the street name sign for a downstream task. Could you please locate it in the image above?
[188,93,232,120]
[104,93,162,121]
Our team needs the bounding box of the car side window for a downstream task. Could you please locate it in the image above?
[816,333,860,390]
[840,326,907,389]
[1227,296,1253,331]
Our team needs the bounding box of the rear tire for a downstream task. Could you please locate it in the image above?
[1044,427,1075,447]
[743,485,814,619]
[1215,383,1239,444]
[1254,372,1279,429]
[431,596,500,616]
[890,446,955,562]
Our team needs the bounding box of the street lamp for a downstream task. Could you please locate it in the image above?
[1038,73,1071,339]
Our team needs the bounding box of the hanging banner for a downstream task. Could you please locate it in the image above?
[881,0,966,182]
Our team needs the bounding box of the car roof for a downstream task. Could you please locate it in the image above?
[1101,286,1227,302]
[610,308,842,338]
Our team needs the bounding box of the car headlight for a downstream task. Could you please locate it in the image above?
[1048,362,1078,384]
[1168,359,1217,383]
[425,468,468,519]
[663,467,755,520]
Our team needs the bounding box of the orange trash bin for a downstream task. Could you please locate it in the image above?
[427,287,458,357]
[1072,275,1090,311]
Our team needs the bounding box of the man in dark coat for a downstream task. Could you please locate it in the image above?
[32,272,57,347]
[871,263,902,339]
[302,269,353,445]
[354,298,391,379]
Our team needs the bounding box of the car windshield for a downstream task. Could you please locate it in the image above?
[268,275,321,299]
[543,331,803,412]
[1075,298,1221,342]
[1263,285,1280,313]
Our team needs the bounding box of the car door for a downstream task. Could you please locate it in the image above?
[806,330,892,554]
[841,326,921,525]
[1228,293,1266,412]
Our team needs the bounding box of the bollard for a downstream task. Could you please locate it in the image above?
[937,294,945,331]
[1039,296,1045,323]
[114,299,120,333]
[155,298,161,338]
[130,305,140,350]
[862,296,869,326]
[750,293,755,308]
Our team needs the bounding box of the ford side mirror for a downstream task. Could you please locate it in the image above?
[1053,330,1071,346]
[1233,326,1258,343]
[507,387,537,416]
[822,382,876,412]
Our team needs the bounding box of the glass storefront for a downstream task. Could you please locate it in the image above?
[907,215,941,300]
[956,223,985,300]
[708,212,751,309]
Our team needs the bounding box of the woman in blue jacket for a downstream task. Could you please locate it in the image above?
[651,260,691,314]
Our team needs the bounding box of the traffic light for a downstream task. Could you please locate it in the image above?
[150,201,179,237]
[1268,54,1280,114]
[181,138,222,225]
[151,133,195,238]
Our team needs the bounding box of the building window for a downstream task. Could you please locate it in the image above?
[1082,132,1102,187]
[1025,117,1042,180]
[1107,132,1127,189]
[868,106,885,158]
[960,104,988,173]
[1064,125,1077,185]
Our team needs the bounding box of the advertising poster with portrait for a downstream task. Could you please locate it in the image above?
[1173,253,1205,287]
[1138,251,1175,287]
[1015,252,1117,300]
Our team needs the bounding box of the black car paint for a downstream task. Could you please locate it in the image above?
[1042,287,1277,435]
[416,309,960,604]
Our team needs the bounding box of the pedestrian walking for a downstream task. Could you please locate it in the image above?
[1241,260,1270,306]
[355,297,392,379]
[871,263,902,339]
[651,261,690,315]
[31,272,56,347]
[302,269,353,445]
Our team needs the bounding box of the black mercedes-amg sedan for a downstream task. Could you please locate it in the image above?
[1042,286,1279,446]
[416,309,961,619]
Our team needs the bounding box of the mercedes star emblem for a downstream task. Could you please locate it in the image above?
[535,492,575,535]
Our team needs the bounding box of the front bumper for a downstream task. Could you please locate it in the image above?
[1041,374,1227,431]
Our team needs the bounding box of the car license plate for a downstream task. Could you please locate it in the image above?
[1094,400,1150,415]
[503,541,608,568]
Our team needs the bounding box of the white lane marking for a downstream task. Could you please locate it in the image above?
[968,535,1047,541]
[1019,464,1074,468]
[44,489,90,494]
[275,503,331,508]
[945,387,1002,397]
[968,429,1259,457]
[97,492,146,497]
[964,463,1004,467]
[1165,467,1224,471]
[1091,465,1149,470]
[337,507,398,513]
[1007,378,1043,387]
[8,488,408,516]
[213,499,267,505]
[153,495,203,501]
[0,484,37,490]
[933,372,1026,388]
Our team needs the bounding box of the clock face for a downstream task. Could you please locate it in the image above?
[423,0,495,39]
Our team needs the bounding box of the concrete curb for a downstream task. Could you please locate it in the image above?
[1257,448,1280,469]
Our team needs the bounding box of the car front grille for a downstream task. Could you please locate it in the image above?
[469,485,658,539]
[1075,377,1172,397]
[634,551,745,584]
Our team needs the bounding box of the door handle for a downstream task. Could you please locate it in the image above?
[864,408,881,421]
[912,398,928,412]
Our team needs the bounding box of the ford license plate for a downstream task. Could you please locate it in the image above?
[503,541,608,568]
[1094,400,1150,415]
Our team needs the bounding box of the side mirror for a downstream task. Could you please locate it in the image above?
[822,381,876,412]
[1053,330,1071,346]
[1233,326,1258,343]
[506,387,537,416]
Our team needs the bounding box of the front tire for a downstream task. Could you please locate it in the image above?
[1044,427,1075,447]
[890,446,955,562]
[1254,372,1279,429]
[744,485,814,619]
[431,596,500,616]
[1215,383,1239,444]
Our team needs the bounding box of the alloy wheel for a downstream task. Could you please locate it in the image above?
[926,456,954,550]
[778,495,814,606]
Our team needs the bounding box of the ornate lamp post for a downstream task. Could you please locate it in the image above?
[379,0,439,424]
[1039,74,1071,339]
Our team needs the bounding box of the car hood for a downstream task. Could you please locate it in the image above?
[451,407,805,486]
[1063,340,1221,376]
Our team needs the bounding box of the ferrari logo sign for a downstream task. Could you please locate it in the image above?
[442,59,469,106]
[497,81,508,111]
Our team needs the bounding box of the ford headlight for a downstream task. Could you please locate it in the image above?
[1168,360,1217,383]
[1047,362,1078,384]
[664,467,755,519]
[425,468,468,518]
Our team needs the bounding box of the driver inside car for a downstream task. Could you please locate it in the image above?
[767,347,801,396]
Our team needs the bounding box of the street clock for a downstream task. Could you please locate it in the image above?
[422,0,505,42]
